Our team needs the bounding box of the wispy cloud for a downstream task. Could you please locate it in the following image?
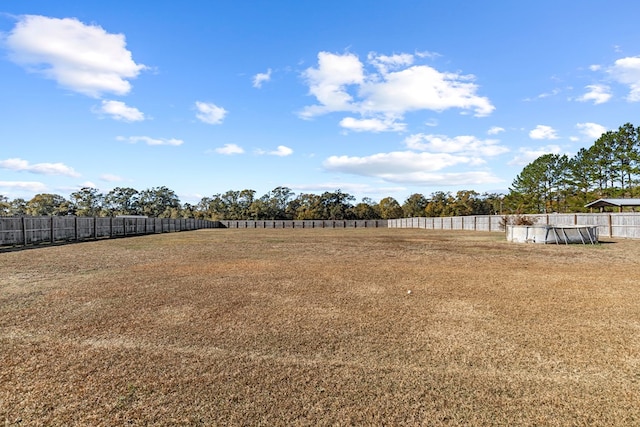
[323,151,501,186]
[0,157,80,177]
[0,181,48,193]
[214,144,244,155]
[255,145,294,156]
[117,136,184,146]
[5,15,146,97]
[253,68,272,88]
[95,100,145,122]
[99,174,124,182]
[195,101,227,124]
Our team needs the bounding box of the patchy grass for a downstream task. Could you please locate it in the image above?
[1,228,639,426]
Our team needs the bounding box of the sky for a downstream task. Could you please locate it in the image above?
[2,1,640,205]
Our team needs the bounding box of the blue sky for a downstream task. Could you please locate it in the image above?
[2,1,640,204]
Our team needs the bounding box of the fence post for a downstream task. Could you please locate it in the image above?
[50,216,55,243]
[22,216,28,246]
[75,216,78,241]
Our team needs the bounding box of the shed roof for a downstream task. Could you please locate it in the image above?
[584,198,640,209]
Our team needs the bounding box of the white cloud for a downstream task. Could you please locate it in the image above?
[323,151,500,185]
[268,145,293,156]
[537,88,561,99]
[577,84,612,104]
[339,116,406,133]
[195,101,227,124]
[300,51,364,117]
[117,136,184,146]
[100,174,124,182]
[299,51,494,125]
[0,181,48,193]
[360,60,494,117]
[404,134,509,157]
[415,50,441,60]
[5,15,145,97]
[0,157,80,177]
[508,145,563,166]
[324,151,473,175]
[523,88,563,102]
[609,56,640,101]
[215,144,244,155]
[96,100,145,122]
[529,125,559,140]
[576,122,607,140]
[322,128,507,186]
[255,145,294,156]
[487,126,505,135]
[253,68,272,88]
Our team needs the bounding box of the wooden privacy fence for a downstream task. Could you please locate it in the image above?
[219,219,387,229]
[388,213,640,239]
[0,216,222,248]
[6,213,639,248]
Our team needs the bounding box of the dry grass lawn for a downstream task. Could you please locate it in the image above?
[1,228,639,426]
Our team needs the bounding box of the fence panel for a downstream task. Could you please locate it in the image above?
[24,217,52,245]
[612,213,640,239]
[0,217,22,246]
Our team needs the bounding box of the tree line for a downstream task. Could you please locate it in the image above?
[506,122,640,213]
[2,122,637,219]
[0,185,503,220]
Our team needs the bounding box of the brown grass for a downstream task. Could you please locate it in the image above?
[1,228,639,426]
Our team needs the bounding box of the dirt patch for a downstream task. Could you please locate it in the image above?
[1,229,639,425]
